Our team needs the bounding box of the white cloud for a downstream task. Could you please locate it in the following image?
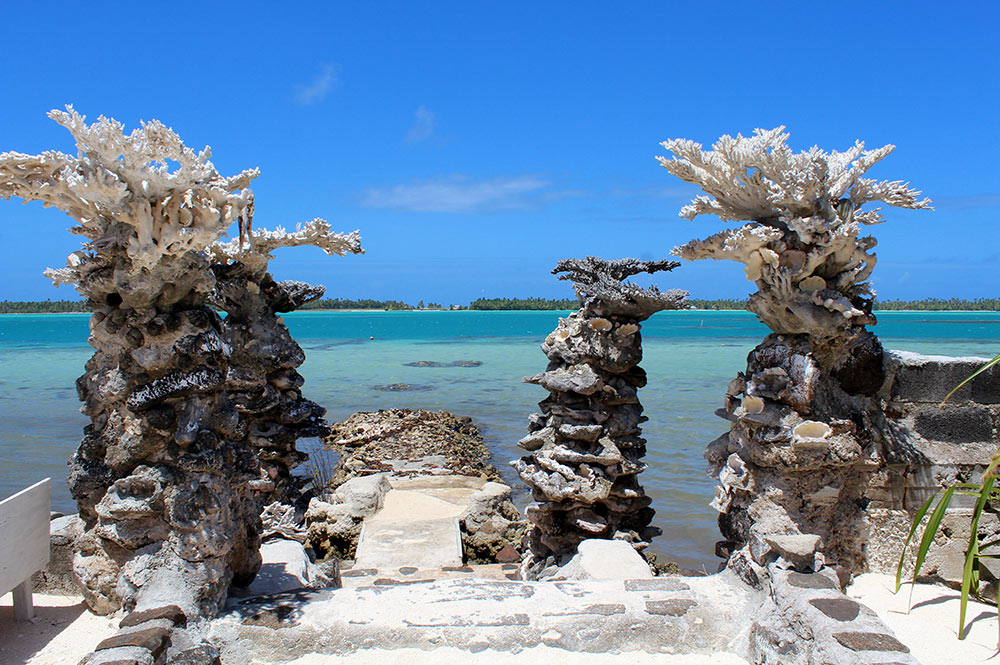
[404,105,436,144]
[294,64,338,105]
[361,175,550,213]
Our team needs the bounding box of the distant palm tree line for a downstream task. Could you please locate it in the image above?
[4,297,1000,314]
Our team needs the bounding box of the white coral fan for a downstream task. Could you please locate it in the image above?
[657,127,930,339]
[0,106,362,286]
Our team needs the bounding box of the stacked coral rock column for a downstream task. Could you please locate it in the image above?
[513,257,687,579]
[212,268,329,508]
[0,107,362,617]
[657,127,930,577]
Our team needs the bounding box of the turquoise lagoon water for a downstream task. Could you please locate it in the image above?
[2,310,1000,570]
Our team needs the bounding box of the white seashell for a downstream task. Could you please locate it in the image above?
[799,276,826,293]
[760,248,780,267]
[793,420,831,440]
[741,395,765,414]
[745,250,764,281]
[555,329,570,341]
[616,323,640,337]
[545,333,556,345]
[589,317,613,332]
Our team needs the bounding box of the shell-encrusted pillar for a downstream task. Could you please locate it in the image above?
[211,267,329,509]
[513,257,687,579]
[657,128,930,578]
[0,107,362,617]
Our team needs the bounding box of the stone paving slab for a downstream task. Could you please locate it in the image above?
[352,475,484,571]
[282,646,750,664]
[354,518,463,569]
[339,563,518,588]
[208,571,759,663]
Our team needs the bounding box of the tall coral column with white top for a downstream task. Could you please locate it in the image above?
[658,128,930,576]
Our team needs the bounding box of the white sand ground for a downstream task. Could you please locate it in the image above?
[848,573,1000,665]
[0,592,117,665]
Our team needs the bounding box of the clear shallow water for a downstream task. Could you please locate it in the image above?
[3,310,1000,570]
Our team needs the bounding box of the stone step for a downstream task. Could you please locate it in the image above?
[355,517,463,569]
[352,480,479,571]
[339,563,519,588]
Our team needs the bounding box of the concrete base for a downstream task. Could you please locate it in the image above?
[558,539,653,580]
[282,646,749,664]
[211,572,757,662]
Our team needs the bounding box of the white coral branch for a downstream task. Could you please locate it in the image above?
[672,224,783,262]
[657,127,931,223]
[210,218,364,273]
[2,106,365,288]
[0,106,259,277]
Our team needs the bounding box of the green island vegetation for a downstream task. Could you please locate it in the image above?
[4,296,1000,314]
[299,298,414,311]
[873,298,1000,311]
[0,299,89,313]
[467,297,579,310]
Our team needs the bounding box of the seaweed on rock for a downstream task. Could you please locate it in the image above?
[0,107,362,617]
[512,256,687,580]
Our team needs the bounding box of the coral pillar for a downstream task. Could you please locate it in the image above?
[212,267,327,508]
[513,257,687,579]
[0,107,362,616]
[657,127,930,577]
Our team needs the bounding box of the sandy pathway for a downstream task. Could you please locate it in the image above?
[0,592,117,665]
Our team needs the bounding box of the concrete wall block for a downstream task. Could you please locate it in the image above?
[885,419,997,467]
[912,404,994,444]
[867,508,1000,587]
[886,350,1000,405]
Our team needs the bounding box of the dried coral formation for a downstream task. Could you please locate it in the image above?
[658,128,929,574]
[0,107,361,617]
[513,257,687,579]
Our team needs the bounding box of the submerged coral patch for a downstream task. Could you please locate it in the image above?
[373,383,433,391]
[403,360,483,367]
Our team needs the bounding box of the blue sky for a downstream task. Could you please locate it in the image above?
[1,2,997,304]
